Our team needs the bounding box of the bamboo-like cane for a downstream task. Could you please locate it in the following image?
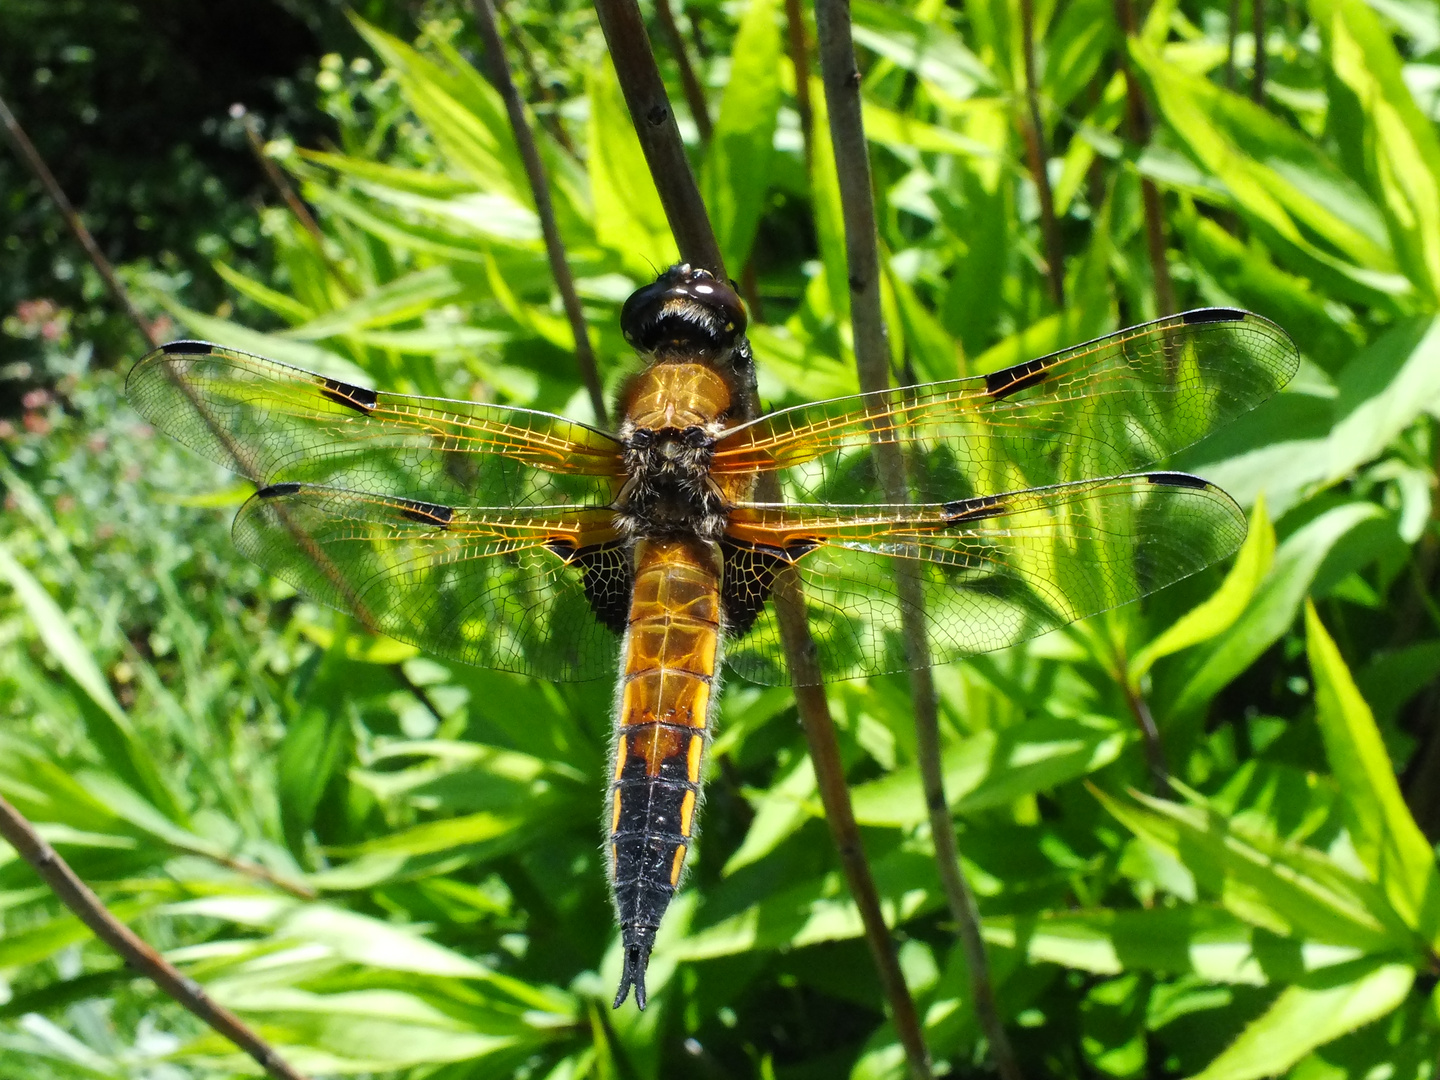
[470,0,609,426]
[1112,0,1176,315]
[590,2,932,1072]
[811,3,1020,1077]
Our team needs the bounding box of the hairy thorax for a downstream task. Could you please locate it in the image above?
[614,362,731,541]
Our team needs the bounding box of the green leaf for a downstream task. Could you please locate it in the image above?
[1129,495,1275,685]
[984,906,1367,984]
[1324,315,1440,483]
[587,58,675,276]
[703,0,781,271]
[850,716,1128,827]
[1311,0,1440,304]
[1188,961,1415,1080]
[1130,39,1405,299]
[282,267,466,341]
[1306,602,1440,942]
[722,758,816,874]
[1095,786,1407,951]
[1168,501,1384,716]
[0,547,181,820]
[354,18,526,204]
[212,261,314,325]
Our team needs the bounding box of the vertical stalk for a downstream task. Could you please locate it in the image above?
[1018,0,1064,307]
[1112,0,1176,315]
[495,0,578,154]
[231,105,357,297]
[471,0,609,426]
[1251,0,1267,102]
[812,1,1016,1077]
[592,0,723,271]
[594,1,930,1068]
[784,0,816,174]
[653,0,714,142]
[0,91,159,349]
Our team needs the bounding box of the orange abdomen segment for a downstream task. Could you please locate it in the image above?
[608,537,721,1006]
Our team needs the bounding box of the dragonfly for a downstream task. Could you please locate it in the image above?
[127,264,1298,1009]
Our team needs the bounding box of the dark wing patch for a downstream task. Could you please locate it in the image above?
[320,378,379,414]
[1181,308,1247,324]
[126,342,624,510]
[984,356,1052,400]
[549,539,635,634]
[1147,472,1210,489]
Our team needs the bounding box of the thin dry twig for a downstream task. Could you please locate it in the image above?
[594,1,931,1067]
[0,91,159,349]
[495,0,578,155]
[471,0,609,426]
[231,104,357,297]
[1251,0,1267,102]
[784,0,816,174]
[1112,0,1176,315]
[812,3,1014,1077]
[0,795,308,1080]
[1018,0,1064,307]
[1,86,314,1080]
[653,0,714,142]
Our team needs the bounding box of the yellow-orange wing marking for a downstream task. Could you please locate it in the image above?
[233,482,624,680]
[127,342,624,509]
[720,473,1247,685]
[712,311,1298,501]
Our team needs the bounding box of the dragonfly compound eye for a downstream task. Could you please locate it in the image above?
[621,264,748,355]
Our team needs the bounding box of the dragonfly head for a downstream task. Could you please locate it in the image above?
[621,263,747,361]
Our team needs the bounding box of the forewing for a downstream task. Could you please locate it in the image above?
[721,474,1246,685]
[127,342,623,507]
[234,483,626,681]
[713,310,1298,504]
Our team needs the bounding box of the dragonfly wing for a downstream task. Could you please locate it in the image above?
[713,310,1298,504]
[127,342,623,508]
[720,473,1246,686]
[234,483,627,681]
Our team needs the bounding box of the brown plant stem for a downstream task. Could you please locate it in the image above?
[495,0,578,155]
[0,87,317,1080]
[471,0,609,426]
[232,105,357,297]
[784,0,816,174]
[1251,0,1267,102]
[1112,0,1176,315]
[812,2,1012,1077]
[1018,0,1064,307]
[0,90,159,349]
[596,0,930,1067]
[653,0,714,143]
[1121,681,1171,795]
[592,0,723,273]
[0,795,308,1080]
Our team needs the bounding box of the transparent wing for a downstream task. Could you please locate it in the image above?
[720,473,1246,685]
[127,342,624,508]
[233,482,628,681]
[713,310,1298,504]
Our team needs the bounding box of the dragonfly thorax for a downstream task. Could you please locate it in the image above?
[614,424,727,540]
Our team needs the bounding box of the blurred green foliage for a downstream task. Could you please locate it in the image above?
[4,0,1440,1077]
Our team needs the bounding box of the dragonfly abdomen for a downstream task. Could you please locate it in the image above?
[608,536,722,1009]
